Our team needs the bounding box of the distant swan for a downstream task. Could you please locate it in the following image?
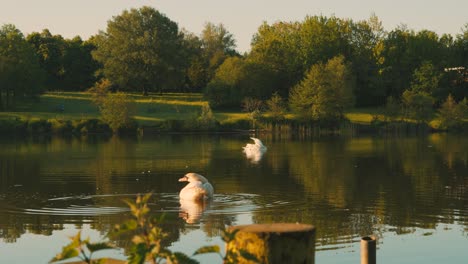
[178,173,214,201]
[243,137,267,163]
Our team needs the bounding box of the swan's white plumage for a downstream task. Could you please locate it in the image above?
[243,137,267,163]
[178,173,214,201]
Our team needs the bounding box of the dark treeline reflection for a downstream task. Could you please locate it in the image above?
[0,134,466,250]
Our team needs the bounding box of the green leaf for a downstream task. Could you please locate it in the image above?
[170,252,200,264]
[239,249,260,263]
[127,243,148,264]
[49,245,79,263]
[86,242,115,253]
[193,245,220,255]
[221,229,239,242]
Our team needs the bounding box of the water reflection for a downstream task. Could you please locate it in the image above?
[179,199,210,224]
[0,134,467,263]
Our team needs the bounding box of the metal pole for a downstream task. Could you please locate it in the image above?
[360,236,376,264]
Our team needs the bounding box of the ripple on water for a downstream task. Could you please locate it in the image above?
[0,192,299,221]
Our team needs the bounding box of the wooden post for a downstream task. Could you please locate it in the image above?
[226,223,315,264]
[360,236,376,264]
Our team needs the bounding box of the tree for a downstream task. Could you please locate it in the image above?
[92,6,185,95]
[204,57,244,108]
[181,31,206,92]
[438,94,468,129]
[26,29,66,91]
[346,15,386,107]
[266,92,287,120]
[201,22,237,83]
[401,90,434,123]
[0,24,44,110]
[410,61,442,100]
[61,37,99,91]
[99,92,135,133]
[249,21,303,97]
[289,55,354,121]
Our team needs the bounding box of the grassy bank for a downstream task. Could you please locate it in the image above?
[0,92,465,135]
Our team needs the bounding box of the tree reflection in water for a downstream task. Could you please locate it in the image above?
[0,134,466,262]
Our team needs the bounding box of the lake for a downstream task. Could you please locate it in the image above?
[0,133,466,263]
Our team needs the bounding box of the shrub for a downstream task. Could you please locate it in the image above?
[266,92,286,121]
[27,119,51,134]
[72,119,111,135]
[49,119,73,134]
[402,90,434,123]
[438,95,468,130]
[99,92,135,133]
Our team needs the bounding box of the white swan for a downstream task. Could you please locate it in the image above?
[178,173,214,201]
[243,137,267,163]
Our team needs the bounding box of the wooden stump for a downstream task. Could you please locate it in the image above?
[360,236,377,264]
[226,223,316,264]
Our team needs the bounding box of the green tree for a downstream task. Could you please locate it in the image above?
[181,31,206,92]
[266,92,287,120]
[346,15,386,106]
[249,21,303,97]
[438,94,468,129]
[0,24,45,110]
[204,57,244,108]
[289,55,354,121]
[92,6,185,95]
[410,61,442,100]
[99,92,135,133]
[401,90,434,123]
[61,37,99,91]
[26,29,66,91]
[200,22,238,85]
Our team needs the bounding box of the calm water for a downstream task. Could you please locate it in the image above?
[0,134,466,263]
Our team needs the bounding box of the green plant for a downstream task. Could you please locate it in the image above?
[196,104,217,129]
[194,229,259,264]
[266,92,286,121]
[50,231,115,264]
[99,92,136,133]
[110,193,198,264]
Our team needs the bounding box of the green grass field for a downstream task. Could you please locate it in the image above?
[2,92,459,129]
[0,92,252,126]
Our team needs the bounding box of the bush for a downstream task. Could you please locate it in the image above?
[0,119,28,134]
[72,119,111,135]
[99,92,135,133]
[27,119,51,134]
[438,95,468,130]
[49,119,73,134]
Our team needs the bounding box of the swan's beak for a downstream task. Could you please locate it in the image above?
[178,176,188,182]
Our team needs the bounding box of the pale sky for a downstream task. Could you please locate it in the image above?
[1,0,467,52]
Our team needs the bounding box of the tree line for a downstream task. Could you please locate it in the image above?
[1,6,467,123]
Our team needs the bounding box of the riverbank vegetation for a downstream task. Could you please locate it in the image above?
[0,6,467,135]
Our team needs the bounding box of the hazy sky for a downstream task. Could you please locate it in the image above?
[1,0,467,52]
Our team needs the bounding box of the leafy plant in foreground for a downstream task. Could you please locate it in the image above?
[110,193,198,264]
[49,231,114,264]
[194,229,260,264]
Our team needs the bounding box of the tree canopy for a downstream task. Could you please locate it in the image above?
[92,6,185,95]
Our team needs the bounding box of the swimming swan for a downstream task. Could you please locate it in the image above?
[178,173,214,201]
[243,137,267,163]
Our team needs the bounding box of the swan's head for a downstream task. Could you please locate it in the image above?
[178,172,209,183]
